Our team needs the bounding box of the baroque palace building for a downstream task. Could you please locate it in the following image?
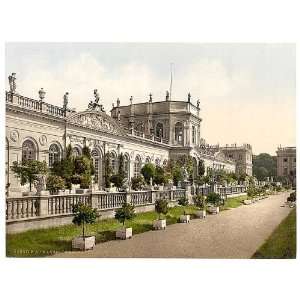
[5,73,252,196]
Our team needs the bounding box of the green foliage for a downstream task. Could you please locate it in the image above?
[131,176,145,191]
[104,153,112,188]
[206,192,222,207]
[51,154,74,189]
[193,195,206,209]
[110,174,124,189]
[171,165,183,186]
[287,192,296,202]
[178,197,189,206]
[70,174,81,185]
[46,175,65,193]
[141,163,156,184]
[153,165,168,185]
[155,199,169,219]
[253,153,277,181]
[198,159,205,176]
[115,202,136,226]
[11,160,48,191]
[72,203,98,238]
[80,173,91,189]
[118,153,126,179]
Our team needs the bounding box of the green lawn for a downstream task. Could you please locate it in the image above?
[252,208,296,259]
[222,195,248,210]
[6,205,198,257]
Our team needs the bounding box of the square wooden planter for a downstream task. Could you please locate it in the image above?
[153,219,166,230]
[243,199,252,205]
[116,227,132,240]
[180,214,190,223]
[72,236,95,251]
[195,210,206,219]
[207,206,219,214]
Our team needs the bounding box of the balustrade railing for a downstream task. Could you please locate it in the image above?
[6,186,246,223]
[48,194,91,215]
[131,191,152,205]
[6,197,39,220]
[94,192,126,210]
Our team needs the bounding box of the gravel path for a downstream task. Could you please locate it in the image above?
[53,192,293,258]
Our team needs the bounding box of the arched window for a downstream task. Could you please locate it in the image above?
[155,158,160,166]
[145,157,151,164]
[91,149,100,181]
[49,144,61,167]
[192,126,196,144]
[123,154,130,179]
[22,140,36,161]
[175,122,184,145]
[72,147,81,157]
[163,159,168,167]
[155,123,163,138]
[134,155,142,178]
[110,152,117,174]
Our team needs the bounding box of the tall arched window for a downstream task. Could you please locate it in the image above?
[192,126,196,144]
[123,154,130,179]
[175,122,184,145]
[155,122,164,138]
[110,152,117,174]
[134,155,142,178]
[22,140,36,161]
[91,149,100,181]
[72,147,81,157]
[145,157,151,164]
[155,158,160,166]
[49,144,61,167]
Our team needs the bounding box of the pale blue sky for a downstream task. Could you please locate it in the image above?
[5,43,296,155]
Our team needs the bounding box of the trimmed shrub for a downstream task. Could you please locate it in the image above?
[131,176,144,191]
[155,199,169,219]
[115,202,136,227]
[178,197,189,206]
[46,175,65,193]
[193,194,206,209]
[206,192,222,207]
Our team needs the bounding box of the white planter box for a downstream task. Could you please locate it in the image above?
[195,210,206,219]
[153,219,166,230]
[244,199,252,205]
[207,206,219,214]
[72,236,95,251]
[38,190,50,196]
[76,188,90,194]
[180,214,190,223]
[116,227,132,240]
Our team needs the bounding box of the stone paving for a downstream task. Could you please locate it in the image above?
[53,192,293,258]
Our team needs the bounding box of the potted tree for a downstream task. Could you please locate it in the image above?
[71,202,98,251]
[11,160,48,196]
[46,175,65,195]
[178,197,190,223]
[153,199,169,230]
[193,195,206,218]
[206,192,221,214]
[115,202,136,239]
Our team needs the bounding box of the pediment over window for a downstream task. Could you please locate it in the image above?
[66,110,126,136]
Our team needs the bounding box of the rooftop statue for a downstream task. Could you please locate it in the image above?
[130,96,133,105]
[63,92,69,110]
[166,90,170,101]
[197,99,200,109]
[188,92,191,102]
[117,98,120,107]
[88,89,105,112]
[149,93,153,102]
[8,73,17,93]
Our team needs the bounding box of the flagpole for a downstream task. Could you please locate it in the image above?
[169,63,173,101]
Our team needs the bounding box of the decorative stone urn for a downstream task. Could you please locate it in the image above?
[195,210,206,219]
[153,219,166,230]
[72,236,95,251]
[116,227,132,240]
[180,214,190,223]
[207,206,219,214]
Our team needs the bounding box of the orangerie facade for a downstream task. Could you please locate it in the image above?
[5,74,252,197]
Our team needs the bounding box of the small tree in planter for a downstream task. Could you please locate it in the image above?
[178,197,190,223]
[153,199,169,230]
[141,163,156,184]
[46,175,65,194]
[193,195,206,218]
[11,160,48,194]
[71,203,98,251]
[131,176,145,191]
[115,202,136,239]
[206,192,221,214]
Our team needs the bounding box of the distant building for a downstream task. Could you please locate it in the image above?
[276,146,296,186]
[217,144,253,176]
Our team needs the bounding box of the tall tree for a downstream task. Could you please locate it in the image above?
[253,153,277,180]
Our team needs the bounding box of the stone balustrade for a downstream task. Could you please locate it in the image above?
[6,91,75,118]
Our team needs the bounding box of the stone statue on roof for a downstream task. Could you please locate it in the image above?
[63,92,69,110]
[8,73,17,93]
[188,92,191,102]
[166,90,170,101]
